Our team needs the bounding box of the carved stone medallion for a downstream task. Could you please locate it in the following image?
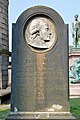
[24,16,57,52]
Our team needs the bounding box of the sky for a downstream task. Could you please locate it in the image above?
[9,0,80,51]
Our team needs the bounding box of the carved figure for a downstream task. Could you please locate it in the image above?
[72,14,80,47]
[69,58,80,83]
[28,19,52,48]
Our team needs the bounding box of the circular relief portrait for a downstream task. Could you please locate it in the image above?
[24,16,57,52]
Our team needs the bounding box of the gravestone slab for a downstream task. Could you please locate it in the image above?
[6,6,75,119]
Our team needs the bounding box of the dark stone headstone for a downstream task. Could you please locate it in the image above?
[6,6,75,119]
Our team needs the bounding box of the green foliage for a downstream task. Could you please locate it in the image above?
[0,108,9,120]
[70,98,80,117]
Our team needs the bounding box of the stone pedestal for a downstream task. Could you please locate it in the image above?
[70,84,80,98]
[6,112,75,120]
[69,47,80,66]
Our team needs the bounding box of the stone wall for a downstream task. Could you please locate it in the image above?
[0,0,9,89]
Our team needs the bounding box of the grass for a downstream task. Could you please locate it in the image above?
[70,98,80,117]
[0,98,80,120]
[0,108,9,120]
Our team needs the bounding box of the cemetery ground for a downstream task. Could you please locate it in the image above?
[0,98,80,120]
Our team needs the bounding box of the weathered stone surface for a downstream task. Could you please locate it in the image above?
[6,112,75,120]
[7,6,75,119]
[0,0,9,89]
[0,0,8,6]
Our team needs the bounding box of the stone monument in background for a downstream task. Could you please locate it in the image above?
[0,0,9,89]
[69,15,80,99]
[69,15,80,83]
[7,6,75,119]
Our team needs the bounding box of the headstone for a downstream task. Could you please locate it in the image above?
[6,6,75,119]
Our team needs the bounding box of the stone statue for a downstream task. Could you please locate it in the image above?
[69,58,80,83]
[25,17,57,50]
[72,14,80,48]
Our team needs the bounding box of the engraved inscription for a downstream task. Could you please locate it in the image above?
[36,54,46,109]
[15,58,36,85]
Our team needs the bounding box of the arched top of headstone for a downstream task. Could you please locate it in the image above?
[15,6,64,25]
[13,6,66,53]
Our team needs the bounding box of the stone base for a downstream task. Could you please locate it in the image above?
[6,112,75,120]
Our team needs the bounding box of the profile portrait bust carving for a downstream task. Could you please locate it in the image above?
[25,17,57,50]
